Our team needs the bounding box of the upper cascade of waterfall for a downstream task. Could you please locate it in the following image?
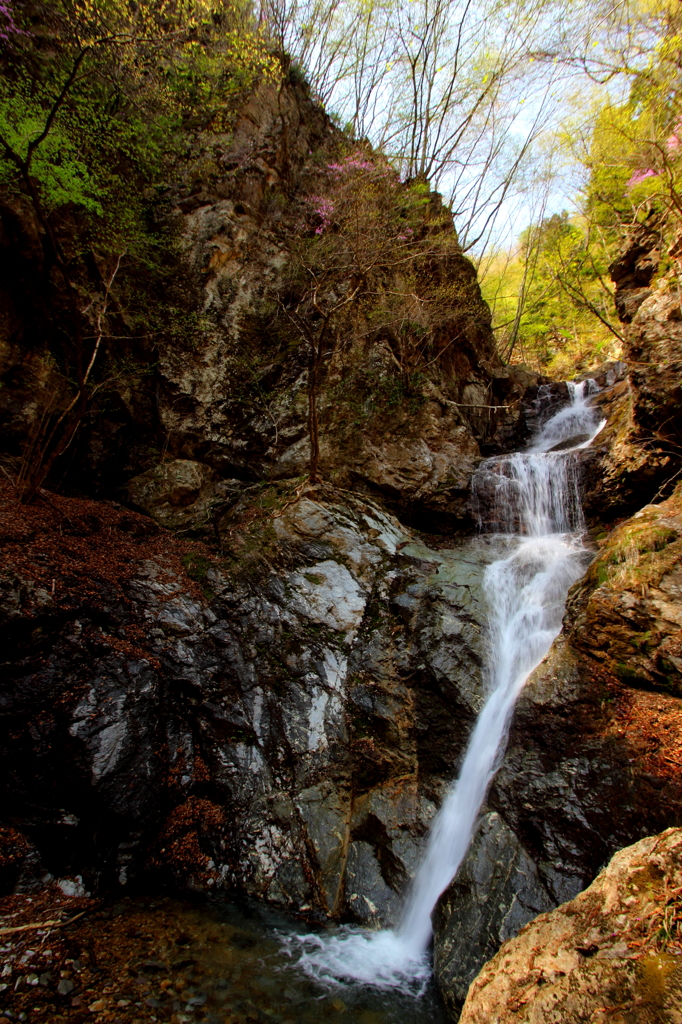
[472,379,605,537]
[529,379,603,455]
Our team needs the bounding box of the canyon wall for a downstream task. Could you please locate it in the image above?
[1,74,682,1024]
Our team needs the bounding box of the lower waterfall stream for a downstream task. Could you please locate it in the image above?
[287,380,605,994]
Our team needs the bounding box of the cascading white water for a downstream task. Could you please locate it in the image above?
[286,381,604,993]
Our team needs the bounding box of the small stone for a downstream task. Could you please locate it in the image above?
[88,999,107,1011]
[57,979,75,996]
[116,999,130,1007]
[141,960,167,973]
[57,876,86,898]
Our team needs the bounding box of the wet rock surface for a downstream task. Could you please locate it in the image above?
[432,810,554,1015]
[5,353,682,1020]
[431,628,682,1017]
[458,827,682,1024]
[0,480,497,925]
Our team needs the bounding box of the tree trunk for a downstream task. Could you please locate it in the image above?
[308,348,321,483]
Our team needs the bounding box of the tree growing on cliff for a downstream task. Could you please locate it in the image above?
[260,0,575,251]
[482,208,622,375]
[278,147,487,481]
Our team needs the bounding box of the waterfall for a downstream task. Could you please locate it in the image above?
[286,381,605,993]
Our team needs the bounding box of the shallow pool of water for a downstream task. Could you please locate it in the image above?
[92,894,450,1024]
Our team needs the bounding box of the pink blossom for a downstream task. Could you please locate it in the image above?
[626,168,658,189]
[667,119,682,152]
[327,153,375,176]
[0,0,26,38]
[307,194,334,234]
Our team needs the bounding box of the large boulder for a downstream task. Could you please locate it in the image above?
[127,458,243,532]
[569,482,682,695]
[459,827,682,1024]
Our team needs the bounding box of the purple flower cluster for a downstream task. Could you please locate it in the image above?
[0,0,25,39]
[327,153,376,176]
[627,168,658,189]
[308,194,334,234]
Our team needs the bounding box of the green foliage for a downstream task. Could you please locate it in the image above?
[482,209,622,377]
[578,2,682,241]
[0,93,103,213]
[481,2,682,376]
[0,0,280,257]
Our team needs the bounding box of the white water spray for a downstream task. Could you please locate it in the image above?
[288,381,604,992]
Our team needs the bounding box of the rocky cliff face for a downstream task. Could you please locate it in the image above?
[149,80,540,530]
[0,73,535,531]
[580,226,682,523]
[0,477,503,925]
[434,629,682,1014]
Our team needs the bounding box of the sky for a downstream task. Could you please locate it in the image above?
[272,0,634,258]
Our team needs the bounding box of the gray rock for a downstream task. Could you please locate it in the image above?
[432,811,554,1016]
[345,840,402,925]
[127,459,243,532]
[0,491,497,920]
